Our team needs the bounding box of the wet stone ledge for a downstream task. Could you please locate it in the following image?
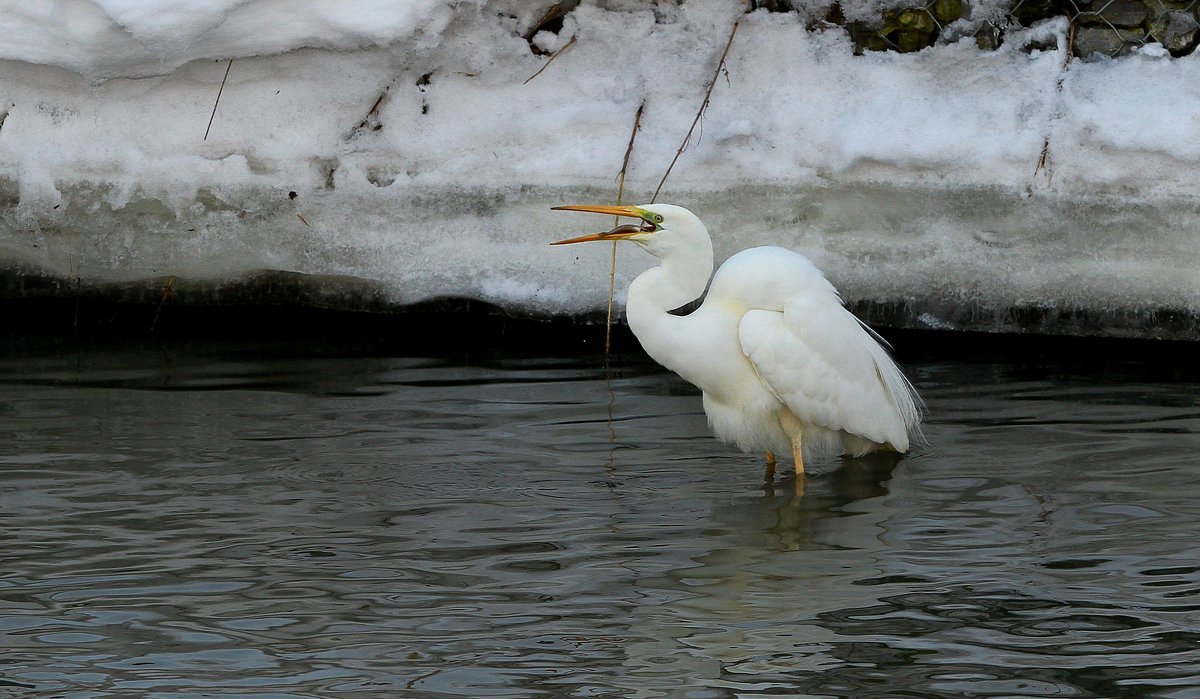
[1,266,1197,344]
[750,0,1200,58]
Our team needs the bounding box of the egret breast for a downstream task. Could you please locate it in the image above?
[702,385,793,457]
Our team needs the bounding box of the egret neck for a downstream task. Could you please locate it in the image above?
[624,224,714,370]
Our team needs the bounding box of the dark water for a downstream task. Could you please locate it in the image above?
[1,337,1199,698]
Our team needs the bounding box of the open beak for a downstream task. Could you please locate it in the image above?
[552,204,643,218]
[551,224,642,246]
[550,204,653,245]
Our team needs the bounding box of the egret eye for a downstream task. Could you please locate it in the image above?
[649,213,664,224]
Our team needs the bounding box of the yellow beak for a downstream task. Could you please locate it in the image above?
[550,204,647,245]
[552,204,644,217]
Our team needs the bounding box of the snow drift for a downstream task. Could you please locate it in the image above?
[1,0,1197,339]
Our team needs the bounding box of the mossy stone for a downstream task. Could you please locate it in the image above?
[897,28,934,51]
[1012,0,1057,25]
[1077,0,1149,27]
[849,22,892,53]
[976,23,1003,50]
[1150,10,1200,55]
[898,9,937,31]
[932,0,963,23]
[1072,25,1145,56]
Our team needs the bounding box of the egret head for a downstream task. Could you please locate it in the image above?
[550,203,710,260]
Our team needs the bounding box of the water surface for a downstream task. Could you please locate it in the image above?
[1,338,1198,697]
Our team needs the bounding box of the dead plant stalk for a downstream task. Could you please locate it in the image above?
[605,101,646,355]
[652,20,740,203]
[523,36,578,85]
[204,59,234,141]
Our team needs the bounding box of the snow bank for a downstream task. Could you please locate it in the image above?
[0,0,1197,338]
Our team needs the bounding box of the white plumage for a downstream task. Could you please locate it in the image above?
[552,203,922,477]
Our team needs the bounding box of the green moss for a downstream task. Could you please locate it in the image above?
[932,0,964,23]
[898,9,937,31]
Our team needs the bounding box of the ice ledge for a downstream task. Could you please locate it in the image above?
[3,266,1195,342]
[2,5,1199,342]
[2,181,1197,341]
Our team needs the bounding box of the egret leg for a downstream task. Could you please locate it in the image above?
[791,434,805,478]
[764,451,777,483]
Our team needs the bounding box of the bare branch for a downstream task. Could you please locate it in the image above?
[652,20,740,203]
[204,59,234,141]
[605,101,645,355]
[523,35,578,85]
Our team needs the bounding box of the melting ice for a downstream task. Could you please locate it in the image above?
[0,0,1197,338]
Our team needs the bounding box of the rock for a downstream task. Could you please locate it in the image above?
[1072,25,1145,57]
[976,22,1004,50]
[898,9,937,32]
[896,28,934,51]
[849,22,891,54]
[749,0,793,10]
[864,8,940,53]
[1077,0,1149,28]
[932,0,964,23]
[1150,10,1200,55]
[1012,0,1057,26]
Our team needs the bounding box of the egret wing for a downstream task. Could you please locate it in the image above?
[738,296,918,450]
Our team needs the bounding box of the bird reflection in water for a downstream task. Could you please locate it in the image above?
[758,451,903,549]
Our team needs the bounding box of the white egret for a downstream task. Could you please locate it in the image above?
[552,203,921,480]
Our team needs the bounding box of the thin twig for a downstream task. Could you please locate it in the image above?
[204,59,234,141]
[652,21,739,203]
[523,35,577,85]
[149,276,176,333]
[605,101,645,355]
[1034,138,1050,177]
[296,213,312,228]
[358,87,389,131]
[70,255,80,329]
[1035,19,1075,182]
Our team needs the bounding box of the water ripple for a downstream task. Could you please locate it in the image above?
[0,350,1198,696]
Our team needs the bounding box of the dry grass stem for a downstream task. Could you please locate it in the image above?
[150,276,176,333]
[1034,138,1051,178]
[652,20,739,203]
[70,256,80,329]
[1035,20,1075,183]
[354,86,391,134]
[523,35,577,85]
[605,101,645,355]
[204,59,234,141]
